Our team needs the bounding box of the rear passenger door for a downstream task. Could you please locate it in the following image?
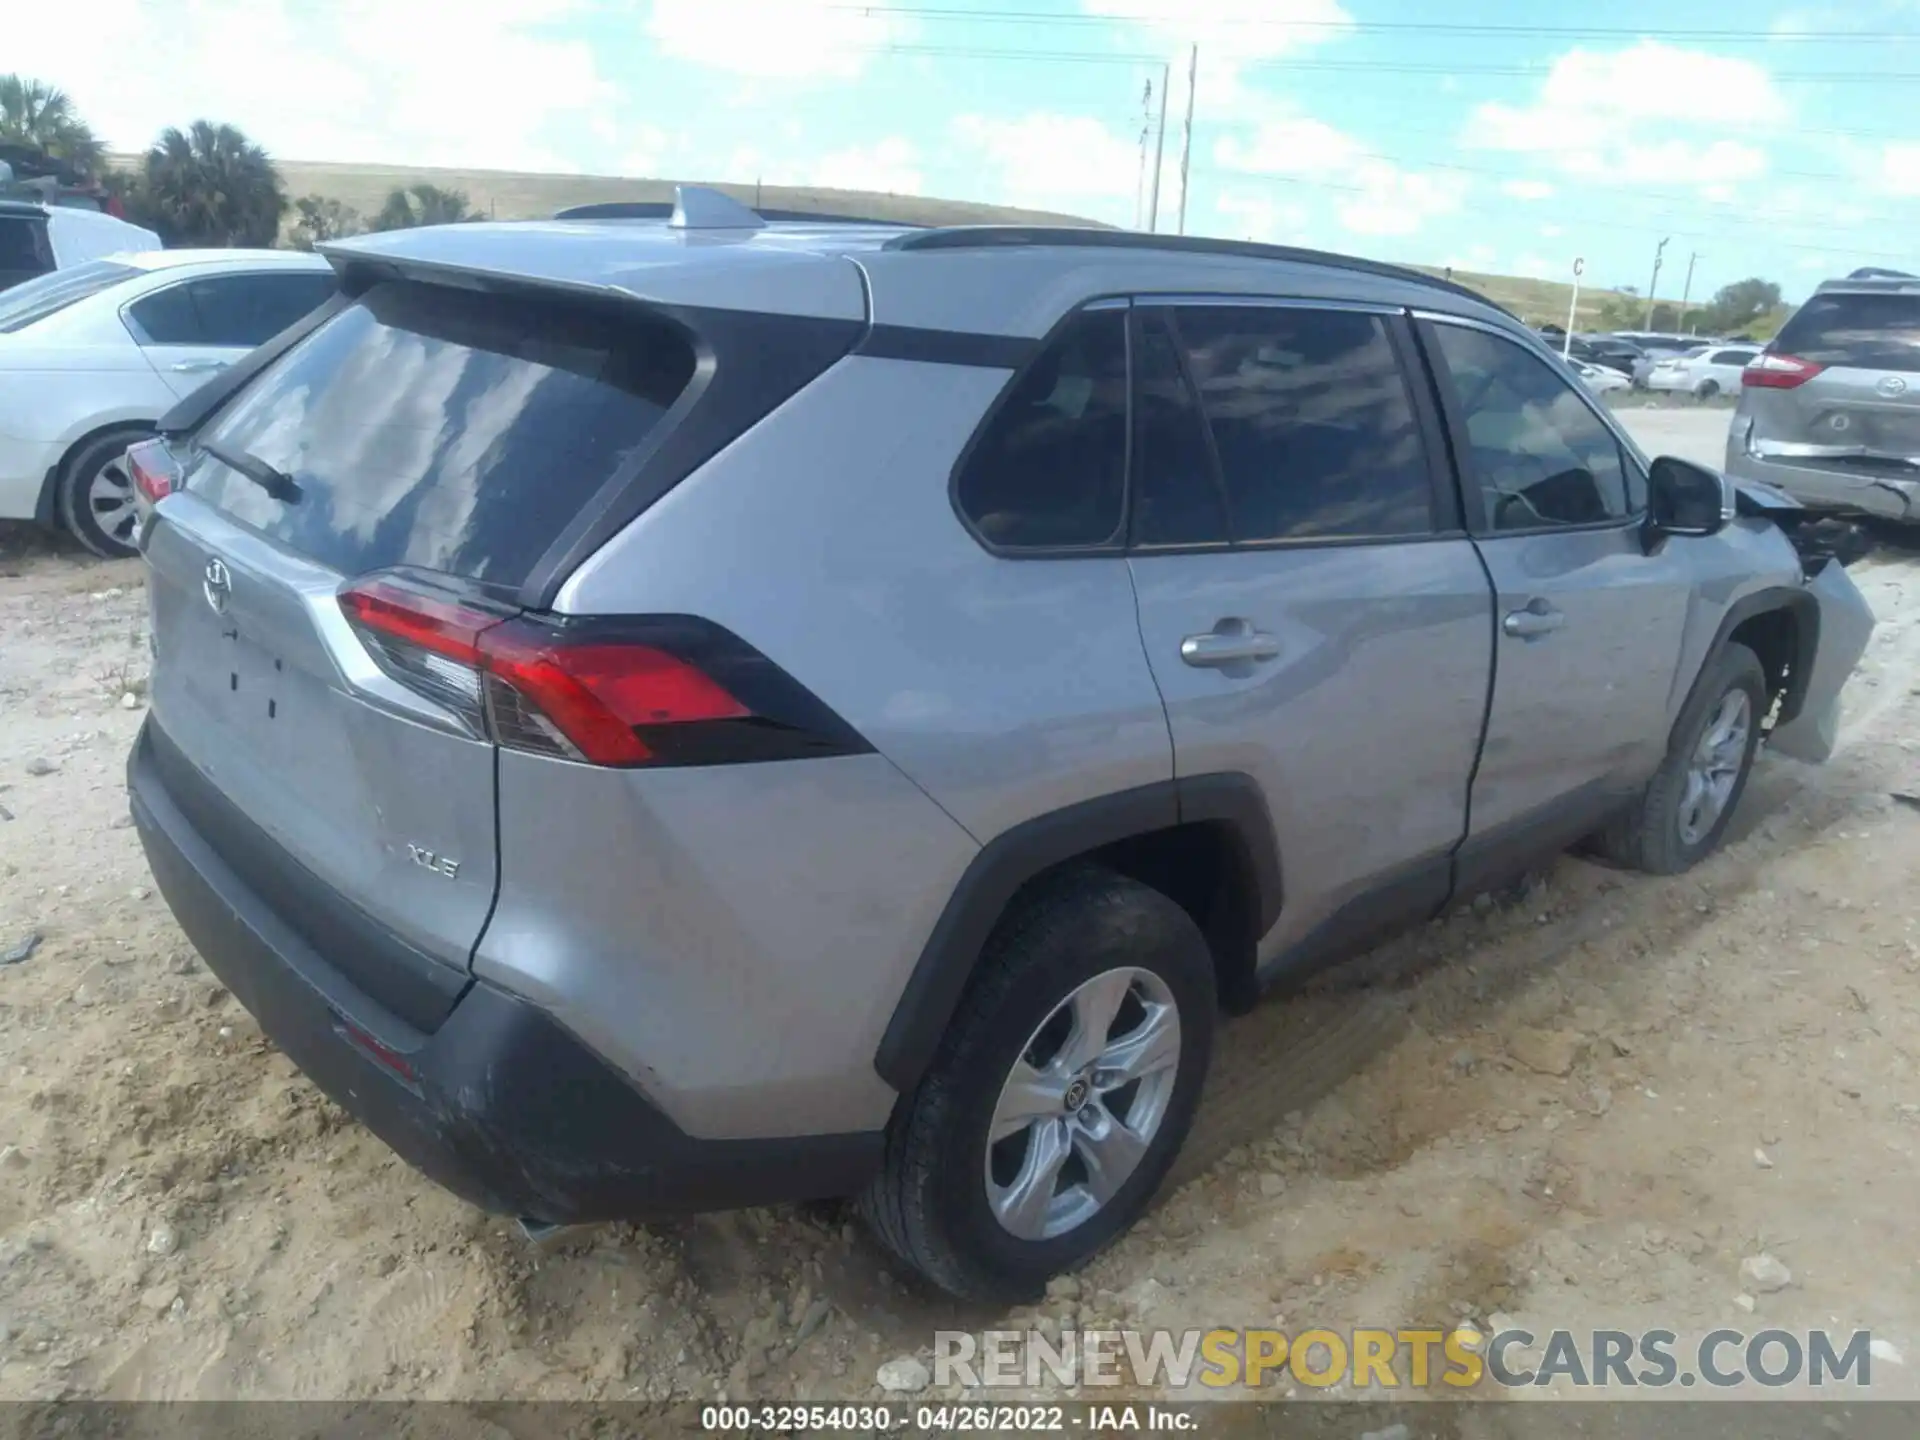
[1419,316,1690,879]
[126,271,338,398]
[1125,300,1495,972]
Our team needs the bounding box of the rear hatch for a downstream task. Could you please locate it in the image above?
[1743,286,1920,476]
[144,277,698,1029]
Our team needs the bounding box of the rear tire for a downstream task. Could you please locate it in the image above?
[1695,379,1721,400]
[57,427,149,558]
[1592,643,1765,875]
[860,866,1215,1302]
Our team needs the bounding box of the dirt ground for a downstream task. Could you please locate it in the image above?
[2,408,1918,1407]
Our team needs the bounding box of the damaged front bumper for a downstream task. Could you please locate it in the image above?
[1768,557,1876,764]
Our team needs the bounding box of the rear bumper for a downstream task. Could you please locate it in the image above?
[0,433,60,522]
[128,721,881,1224]
[1726,447,1920,523]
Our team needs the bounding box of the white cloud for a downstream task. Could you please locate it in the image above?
[1877,142,1920,196]
[6,0,609,170]
[1540,223,1565,238]
[645,0,912,80]
[951,113,1141,211]
[1442,243,1499,272]
[1502,179,1556,201]
[1510,253,1562,281]
[801,138,924,196]
[1463,42,1779,191]
[1084,0,1354,125]
[1213,116,1466,238]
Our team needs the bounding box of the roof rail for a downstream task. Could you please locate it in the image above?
[883,226,1512,315]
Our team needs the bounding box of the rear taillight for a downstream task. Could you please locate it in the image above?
[127,441,175,504]
[338,573,865,768]
[1743,353,1825,389]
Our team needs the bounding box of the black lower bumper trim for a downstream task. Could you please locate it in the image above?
[129,722,881,1224]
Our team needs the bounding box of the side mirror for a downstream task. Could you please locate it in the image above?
[1645,455,1729,541]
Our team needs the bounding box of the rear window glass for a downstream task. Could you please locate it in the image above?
[184,280,696,585]
[0,257,134,332]
[1775,293,1920,373]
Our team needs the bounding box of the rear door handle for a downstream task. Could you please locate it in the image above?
[169,359,226,374]
[1503,600,1566,639]
[1181,626,1281,668]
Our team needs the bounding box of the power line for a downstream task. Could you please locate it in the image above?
[832,2,1919,42]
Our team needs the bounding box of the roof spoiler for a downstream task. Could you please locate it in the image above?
[554,185,922,229]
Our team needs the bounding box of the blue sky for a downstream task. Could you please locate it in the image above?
[22,0,1920,301]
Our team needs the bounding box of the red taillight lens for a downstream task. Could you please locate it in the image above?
[127,442,175,504]
[336,574,829,769]
[1743,353,1825,389]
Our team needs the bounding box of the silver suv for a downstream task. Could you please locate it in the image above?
[1728,270,1920,521]
[129,189,1874,1301]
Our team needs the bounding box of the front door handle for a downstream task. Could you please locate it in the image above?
[169,359,226,374]
[1181,624,1281,668]
[1503,600,1566,639]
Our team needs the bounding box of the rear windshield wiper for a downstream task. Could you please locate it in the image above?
[199,438,301,503]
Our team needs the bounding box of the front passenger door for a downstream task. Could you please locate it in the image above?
[1421,317,1690,880]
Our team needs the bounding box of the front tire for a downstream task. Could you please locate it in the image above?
[57,427,150,558]
[861,867,1216,1301]
[1594,643,1765,875]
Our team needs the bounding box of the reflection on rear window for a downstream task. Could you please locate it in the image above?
[1775,293,1920,373]
[184,280,696,585]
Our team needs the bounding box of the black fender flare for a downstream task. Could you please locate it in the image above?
[873,773,1282,1092]
[1679,585,1820,740]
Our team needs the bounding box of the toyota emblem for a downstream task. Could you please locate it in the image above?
[202,557,232,614]
[1879,375,1909,397]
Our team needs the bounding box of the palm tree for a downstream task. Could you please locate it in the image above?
[370,183,481,231]
[290,195,362,250]
[0,75,106,175]
[141,121,287,247]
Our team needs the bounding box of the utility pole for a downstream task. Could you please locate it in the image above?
[1175,43,1198,236]
[1135,74,1152,230]
[1147,61,1169,232]
[1644,236,1671,329]
[1564,258,1585,357]
[1680,251,1700,333]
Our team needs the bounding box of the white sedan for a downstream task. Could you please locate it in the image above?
[0,250,335,555]
[1574,360,1630,394]
[1646,343,1762,399]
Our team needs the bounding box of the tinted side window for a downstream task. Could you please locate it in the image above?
[126,283,203,345]
[954,308,1127,550]
[190,272,338,347]
[1172,306,1433,542]
[1431,323,1630,532]
[1132,312,1228,546]
[0,216,52,287]
[1774,292,1920,372]
[1709,349,1755,366]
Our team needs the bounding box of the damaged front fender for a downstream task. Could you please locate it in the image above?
[1769,558,1876,764]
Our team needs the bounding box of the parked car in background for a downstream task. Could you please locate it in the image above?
[1648,343,1761,398]
[128,188,1873,1302]
[0,198,160,292]
[1557,334,1642,377]
[1728,271,1920,523]
[0,251,336,555]
[1617,333,1717,389]
[1574,359,1630,394]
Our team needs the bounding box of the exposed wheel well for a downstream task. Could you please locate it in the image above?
[1728,606,1799,720]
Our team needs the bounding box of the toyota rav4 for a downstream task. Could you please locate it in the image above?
[129,189,1874,1301]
